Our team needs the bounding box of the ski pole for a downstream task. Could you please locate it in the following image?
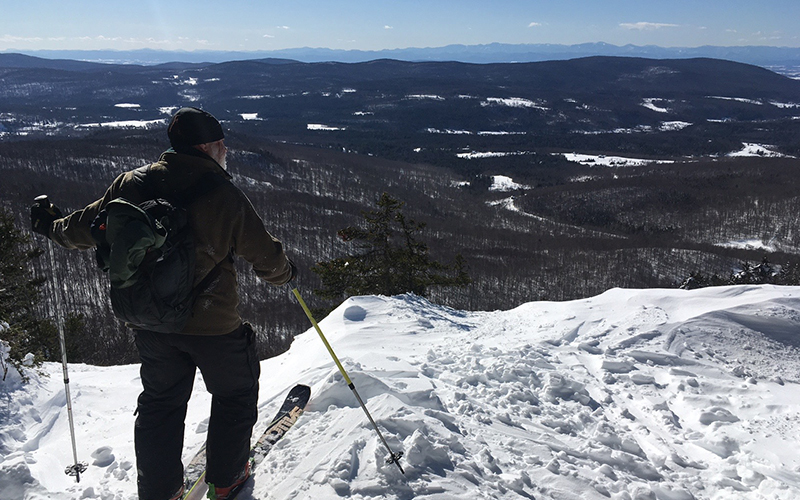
[33,195,88,482]
[291,288,405,474]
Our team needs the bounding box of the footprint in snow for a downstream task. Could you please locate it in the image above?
[91,446,115,467]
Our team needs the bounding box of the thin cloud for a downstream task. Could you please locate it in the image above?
[620,22,680,31]
[385,25,393,30]
[528,22,542,28]
[0,34,44,42]
[2,34,169,45]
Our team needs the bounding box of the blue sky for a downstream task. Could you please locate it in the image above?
[2,0,798,52]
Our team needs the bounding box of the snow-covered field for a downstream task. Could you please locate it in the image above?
[560,153,675,167]
[2,285,800,500]
[488,175,530,192]
[716,239,777,252]
[727,143,791,158]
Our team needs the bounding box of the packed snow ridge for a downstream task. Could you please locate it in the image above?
[2,285,800,500]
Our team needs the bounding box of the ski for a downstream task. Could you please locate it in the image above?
[182,384,311,500]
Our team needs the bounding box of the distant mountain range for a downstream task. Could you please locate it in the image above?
[2,53,799,163]
[4,42,800,68]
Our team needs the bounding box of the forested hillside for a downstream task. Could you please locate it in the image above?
[3,128,798,364]
[3,55,800,363]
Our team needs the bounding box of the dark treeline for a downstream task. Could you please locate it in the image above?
[2,129,799,364]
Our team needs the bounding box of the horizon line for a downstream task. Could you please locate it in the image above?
[4,41,800,54]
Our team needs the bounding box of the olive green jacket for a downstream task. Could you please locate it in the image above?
[51,149,293,335]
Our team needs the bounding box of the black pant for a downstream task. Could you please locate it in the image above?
[134,323,260,500]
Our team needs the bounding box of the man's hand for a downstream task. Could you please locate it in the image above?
[30,195,62,238]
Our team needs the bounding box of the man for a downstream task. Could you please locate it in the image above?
[31,107,295,500]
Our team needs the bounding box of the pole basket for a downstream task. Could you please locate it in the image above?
[65,462,88,480]
[386,451,405,474]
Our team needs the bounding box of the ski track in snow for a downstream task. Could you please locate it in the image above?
[2,286,800,499]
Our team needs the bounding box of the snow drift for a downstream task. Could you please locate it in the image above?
[2,285,800,499]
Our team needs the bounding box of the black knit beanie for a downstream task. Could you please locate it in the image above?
[167,107,224,147]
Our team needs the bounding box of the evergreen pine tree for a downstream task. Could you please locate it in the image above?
[0,207,58,378]
[312,193,471,304]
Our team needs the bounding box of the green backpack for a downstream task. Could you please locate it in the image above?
[91,170,227,333]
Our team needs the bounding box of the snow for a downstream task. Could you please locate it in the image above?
[307,124,345,131]
[3,285,800,500]
[727,143,790,158]
[717,239,777,252]
[482,97,548,111]
[240,113,260,121]
[457,151,531,159]
[488,175,530,192]
[477,131,527,136]
[560,152,675,167]
[426,128,473,135]
[113,104,140,109]
[76,119,167,130]
[706,96,763,106]
[573,125,655,135]
[487,197,537,216]
[642,99,670,113]
[769,101,800,109]
[659,121,693,132]
[406,95,445,101]
[425,129,527,136]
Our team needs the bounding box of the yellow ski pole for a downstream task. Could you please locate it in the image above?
[291,288,405,474]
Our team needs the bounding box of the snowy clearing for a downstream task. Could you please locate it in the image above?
[659,121,692,132]
[706,96,763,106]
[727,143,791,158]
[560,153,675,167]
[425,129,527,136]
[2,285,800,500]
[641,98,671,113]
[457,151,532,160]
[489,175,530,192]
[716,239,777,252]
[76,119,167,130]
[307,124,345,131]
[406,95,445,101]
[482,97,548,111]
[426,128,473,135]
[769,101,800,109]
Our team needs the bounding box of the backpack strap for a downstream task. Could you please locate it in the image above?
[190,252,233,304]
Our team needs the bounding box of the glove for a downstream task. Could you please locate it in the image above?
[285,259,298,284]
[30,196,62,238]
